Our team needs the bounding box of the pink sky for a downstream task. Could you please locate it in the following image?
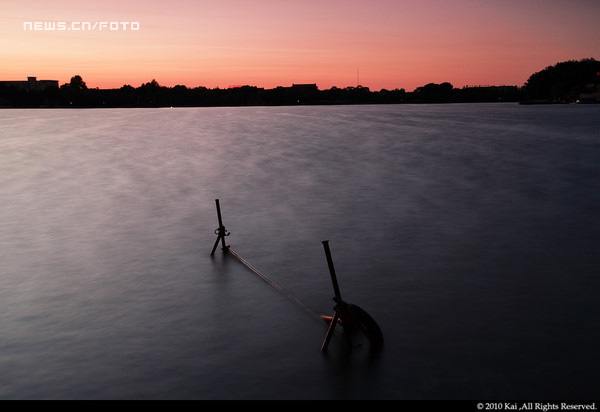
[1,0,599,90]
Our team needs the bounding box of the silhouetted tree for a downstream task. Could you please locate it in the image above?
[412,82,454,102]
[66,75,87,90]
[139,79,161,90]
[136,80,165,106]
[57,75,89,106]
[120,84,135,92]
[523,58,600,102]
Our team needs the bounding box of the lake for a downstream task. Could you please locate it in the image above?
[0,103,599,399]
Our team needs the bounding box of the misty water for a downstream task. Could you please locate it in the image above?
[0,104,599,399]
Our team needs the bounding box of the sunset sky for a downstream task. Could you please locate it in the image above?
[1,0,599,90]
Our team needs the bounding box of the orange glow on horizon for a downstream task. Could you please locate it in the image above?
[0,0,599,91]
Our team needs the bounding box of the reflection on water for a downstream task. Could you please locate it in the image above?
[0,104,599,399]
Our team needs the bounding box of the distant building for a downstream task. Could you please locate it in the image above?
[291,83,319,91]
[0,76,59,91]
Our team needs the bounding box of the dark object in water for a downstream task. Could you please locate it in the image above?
[321,304,384,353]
[320,240,384,354]
[210,199,230,256]
[209,200,383,353]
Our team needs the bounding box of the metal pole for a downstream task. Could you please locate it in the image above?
[210,236,221,257]
[321,311,340,353]
[210,199,229,256]
[215,199,224,228]
[322,240,342,303]
[215,199,228,251]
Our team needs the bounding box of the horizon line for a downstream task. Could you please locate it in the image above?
[1,75,523,92]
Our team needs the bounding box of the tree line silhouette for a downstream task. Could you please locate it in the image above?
[522,58,600,103]
[0,59,597,108]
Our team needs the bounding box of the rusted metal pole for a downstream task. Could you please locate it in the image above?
[322,240,342,303]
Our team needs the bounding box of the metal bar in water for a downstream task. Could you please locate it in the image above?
[321,311,340,352]
[322,241,342,303]
[215,199,227,251]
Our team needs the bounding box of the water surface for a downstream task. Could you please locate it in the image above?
[0,104,599,399]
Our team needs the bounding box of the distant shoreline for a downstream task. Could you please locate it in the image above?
[2,58,598,108]
[2,101,598,110]
[0,82,522,109]
[0,101,529,110]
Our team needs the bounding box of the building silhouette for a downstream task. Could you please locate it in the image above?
[0,76,59,91]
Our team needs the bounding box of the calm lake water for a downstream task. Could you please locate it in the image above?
[0,104,599,399]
